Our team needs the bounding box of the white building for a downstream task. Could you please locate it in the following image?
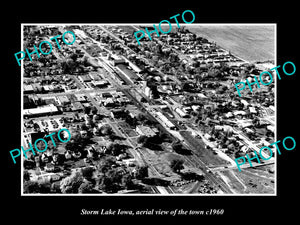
[156,112,175,129]
[23,104,59,118]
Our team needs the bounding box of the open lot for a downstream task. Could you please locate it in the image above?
[218,167,275,194]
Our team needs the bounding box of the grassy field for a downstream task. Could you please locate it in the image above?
[186,24,275,63]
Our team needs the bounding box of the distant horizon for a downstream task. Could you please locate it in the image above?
[185,25,275,63]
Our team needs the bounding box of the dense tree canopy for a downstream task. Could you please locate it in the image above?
[60,171,84,193]
[170,159,184,173]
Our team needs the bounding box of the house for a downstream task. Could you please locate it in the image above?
[71,102,84,112]
[92,80,109,87]
[24,84,34,94]
[122,158,136,166]
[56,95,70,105]
[75,94,86,102]
[78,75,91,83]
[175,108,188,118]
[65,151,72,160]
[50,174,61,182]
[249,106,257,114]
[45,163,55,172]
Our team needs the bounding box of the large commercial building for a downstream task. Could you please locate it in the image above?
[23,104,60,118]
[155,111,175,129]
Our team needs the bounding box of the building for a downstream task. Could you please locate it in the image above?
[156,111,175,129]
[144,86,152,98]
[45,163,55,172]
[111,55,126,66]
[41,96,57,105]
[128,109,140,118]
[23,84,34,94]
[92,80,109,87]
[249,106,257,114]
[71,102,84,112]
[75,94,86,102]
[89,73,100,81]
[175,108,188,118]
[78,75,91,83]
[23,104,60,118]
[56,95,70,105]
[136,125,157,137]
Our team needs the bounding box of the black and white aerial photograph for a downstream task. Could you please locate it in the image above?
[21,24,276,195]
[3,2,298,223]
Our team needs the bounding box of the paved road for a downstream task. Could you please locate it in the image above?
[179,131,233,194]
[210,159,275,172]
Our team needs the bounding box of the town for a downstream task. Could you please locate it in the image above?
[22,24,275,195]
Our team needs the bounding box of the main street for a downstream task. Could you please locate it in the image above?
[94,27,235,193]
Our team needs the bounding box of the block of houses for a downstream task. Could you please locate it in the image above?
[45,163,55,172]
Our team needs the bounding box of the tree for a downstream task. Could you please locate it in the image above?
[106,143,126,156]
[70,53,78,62]
[170,159,184,173]
[84,106,91,115]
[39,182,51,193]
[78,182,95,193]
[136,113,147,121]
[172,143,183,152]
[65,141,82,152]
[23,170,30,181]
[91,106,98,115]
[23,160,35,169]
[60,171,84,193]
[96,156,116,174]
[137,135,148,144]
[100,125,113,136]
[134,165,148,179]
[98,175,116,193]
[125,114,137,127]
[121,174,134,189]
[80,123,89,131]
[81,167,95,181]
[208,67,221,77]
[23,181,40,193]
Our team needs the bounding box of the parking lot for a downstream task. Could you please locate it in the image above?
[37,118,64,131]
